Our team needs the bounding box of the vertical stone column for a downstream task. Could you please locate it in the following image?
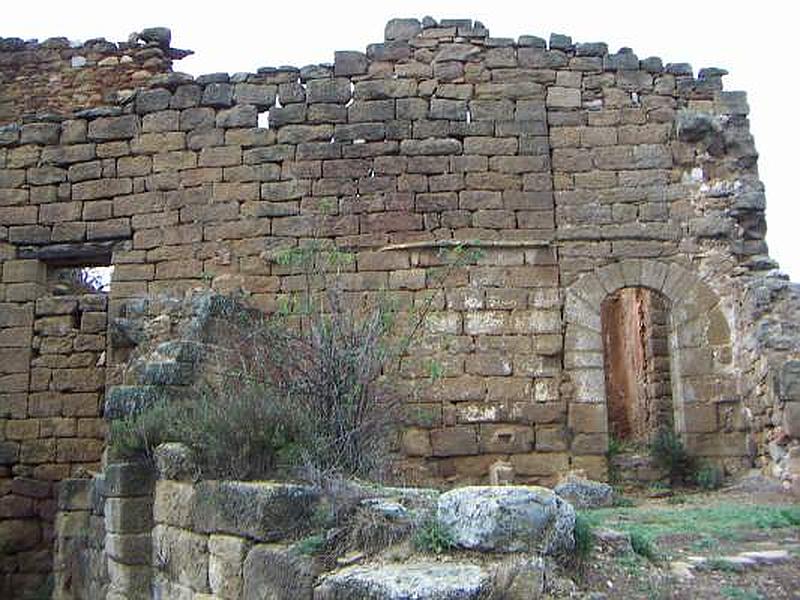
[0,258,44,597]
[103,461,154,599]
[53,477,101,599]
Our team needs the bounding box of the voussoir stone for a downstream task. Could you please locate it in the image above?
[314,561,492,600]
[437,486,576,554]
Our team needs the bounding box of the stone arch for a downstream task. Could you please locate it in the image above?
[563,259,737,462]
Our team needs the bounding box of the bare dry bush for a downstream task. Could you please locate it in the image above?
[110,241,481,483]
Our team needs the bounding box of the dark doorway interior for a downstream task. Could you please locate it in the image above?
[601,287,674,445]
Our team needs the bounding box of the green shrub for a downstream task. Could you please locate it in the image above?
[293,534,326,556]
[109,382,293,480]
[413,520,455,555]
[695,464,725,490]
[648,429,695,485]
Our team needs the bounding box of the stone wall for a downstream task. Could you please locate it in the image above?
[0,288,108,597]
[0,28,188,126]
[2,15,800,595]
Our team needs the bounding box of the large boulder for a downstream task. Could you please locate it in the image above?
[314,561,491,600]
[437,486,575,554]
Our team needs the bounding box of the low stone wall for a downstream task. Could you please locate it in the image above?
[52,455,584,599]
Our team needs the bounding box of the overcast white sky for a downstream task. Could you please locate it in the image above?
[5,1,797,279]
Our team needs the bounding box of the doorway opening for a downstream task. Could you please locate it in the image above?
[601,287,674,447]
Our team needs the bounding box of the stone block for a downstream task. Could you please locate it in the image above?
[401,428,432,457]
[55,509,89,538]
[154,480,196,527]
[104,461,155,497]
[307,78,351,104]
[106,533,151,566]
[510,452,569,476]
[242,543,316,600]
[153,524,209,592]
[571,433,608,455]
[202,83,234,107]
[3,259,45,283]
[216,105,258,128]
[778,361,800,401]
[535,426,569,451]
[568,403,607,433]
[431,426,478,457]
[0,494,33,518]
[0,519,40,552]
[192,481,318,541]
[683,403,718,433]
[479,425,534,454]
[546,87,582,108]
[136,89,171,114]
[105,497,153,534]
[88,116,139,141]
[234,83,276,108]
[107,560,151,598]
[57,478,92,510]
[20,122,61,145]
[209,534,249,599]
[385,18,421,41]
[783,401,800,439]
[400,138,462,156]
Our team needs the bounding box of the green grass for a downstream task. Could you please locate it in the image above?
[690,536,717,551]
[702,557,745,573]
[629,530,659,561]
[722,586,764,600]
[574,514,594,560]
[581,503,800,541]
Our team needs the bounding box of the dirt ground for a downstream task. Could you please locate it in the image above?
[562,472,800,600]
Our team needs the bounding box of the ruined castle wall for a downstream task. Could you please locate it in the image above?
[1,16,799,595]
[0,33,183,126]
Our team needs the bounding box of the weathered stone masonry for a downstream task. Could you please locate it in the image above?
[1,16,800,596]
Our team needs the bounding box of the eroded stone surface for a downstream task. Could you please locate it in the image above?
[314,561,491,600]
[437,485,575,554]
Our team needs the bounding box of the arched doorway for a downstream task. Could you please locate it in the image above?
[562,259,746,480]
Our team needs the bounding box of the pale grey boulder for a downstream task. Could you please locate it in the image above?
[437,486,575,554]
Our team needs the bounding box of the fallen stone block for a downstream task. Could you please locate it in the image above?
[437,486,575,554]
